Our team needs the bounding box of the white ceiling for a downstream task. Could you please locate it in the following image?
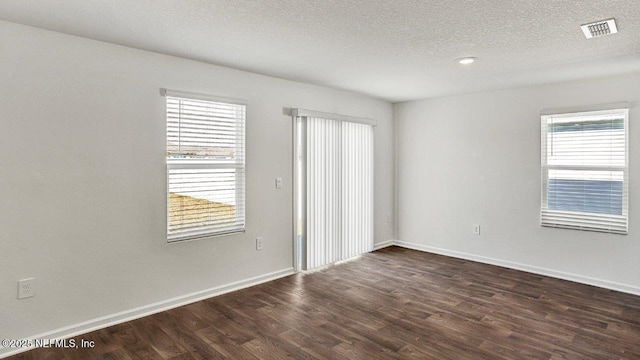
[1,0,640,102]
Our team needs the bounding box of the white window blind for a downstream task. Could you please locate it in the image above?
[341,121,374,260]
[165,93,245,242]
[303,117,374,269]
[541,109,628,234]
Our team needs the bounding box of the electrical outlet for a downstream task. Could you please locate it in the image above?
[18,278,35,299]
[275,177,282,189]
[473,224,481,235]
[256,237,264,251]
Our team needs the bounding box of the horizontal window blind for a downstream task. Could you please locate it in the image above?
[541,109,628,234]
[166,95,245,241]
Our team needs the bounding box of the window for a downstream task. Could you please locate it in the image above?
[541,109,628,234]
[165,91,245,242]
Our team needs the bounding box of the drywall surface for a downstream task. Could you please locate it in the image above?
[0,20,394,344]
[396,73,640,292]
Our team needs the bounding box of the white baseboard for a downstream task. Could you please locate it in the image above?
[0,268,295,359]
[373,239,395,250]
[394,240,640,296]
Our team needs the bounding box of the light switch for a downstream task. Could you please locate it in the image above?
[275,177,282,189]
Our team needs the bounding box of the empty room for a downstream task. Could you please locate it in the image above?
[1,1,639,359]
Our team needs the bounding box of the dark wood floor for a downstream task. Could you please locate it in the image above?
[8,246,640,359]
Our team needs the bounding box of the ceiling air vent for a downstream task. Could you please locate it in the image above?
[581,18,618,39]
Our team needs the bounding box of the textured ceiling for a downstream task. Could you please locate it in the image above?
[1,0,640,102]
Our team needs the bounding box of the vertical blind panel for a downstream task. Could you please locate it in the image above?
[167,95,245,240]
[541,111,628,234]
[305,117,374,270]
[342,122,374,260]
[306,118,341,269]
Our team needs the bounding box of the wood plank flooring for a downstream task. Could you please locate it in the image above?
[7,246,640,359]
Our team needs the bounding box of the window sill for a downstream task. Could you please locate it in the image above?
[168,228,246,244]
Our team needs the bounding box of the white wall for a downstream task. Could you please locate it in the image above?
[0,20,394,346]
[396,73,640,293]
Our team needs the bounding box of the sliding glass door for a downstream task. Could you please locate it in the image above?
[294,113,374,270]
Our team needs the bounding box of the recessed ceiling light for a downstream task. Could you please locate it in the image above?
[457,57,477,65]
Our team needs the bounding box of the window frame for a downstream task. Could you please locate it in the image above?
[540,108,629,234]
[163,89,247,243]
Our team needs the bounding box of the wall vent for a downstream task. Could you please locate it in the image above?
[581,18,618,39]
